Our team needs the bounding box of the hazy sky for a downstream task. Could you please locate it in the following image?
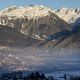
[0,0,80,10]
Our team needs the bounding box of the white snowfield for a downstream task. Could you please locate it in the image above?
[0,5,53,19]
[0,5,80,24]
[55,7,80,24]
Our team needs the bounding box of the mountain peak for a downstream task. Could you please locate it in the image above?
[0,5,80,48]
[55,7,80,24]
[0,5,70,42]
[1,5,17,13]
[0,5,54,19]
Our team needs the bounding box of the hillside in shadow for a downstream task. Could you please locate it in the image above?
[38,18,80,48]
[0,25,41,49]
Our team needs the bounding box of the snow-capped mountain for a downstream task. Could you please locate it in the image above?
[1,6,80,26]
[0,5,69,40]
[0,5,80,73]
[0,5,70,48]
[55,7,80,26]
[0,5,80,48]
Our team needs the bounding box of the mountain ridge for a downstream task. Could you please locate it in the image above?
[55,7,80,25]
[0,5,80,49]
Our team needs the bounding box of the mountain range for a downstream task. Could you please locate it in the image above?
[0,5,80,49]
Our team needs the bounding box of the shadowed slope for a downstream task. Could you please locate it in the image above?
[38,22,80,48]
[0,25,41,49]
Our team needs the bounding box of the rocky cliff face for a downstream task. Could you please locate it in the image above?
[0,5,70,40]
[0,5,80,49]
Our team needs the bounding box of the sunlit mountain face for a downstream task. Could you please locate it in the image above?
[0,5,80,76]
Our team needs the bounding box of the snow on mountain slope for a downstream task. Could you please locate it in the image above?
[55,7,80,25]
[0,5,80,48]
[0,5,70,40]
[0,5,53,18]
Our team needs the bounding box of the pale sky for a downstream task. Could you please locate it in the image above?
[0,0,80,10]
